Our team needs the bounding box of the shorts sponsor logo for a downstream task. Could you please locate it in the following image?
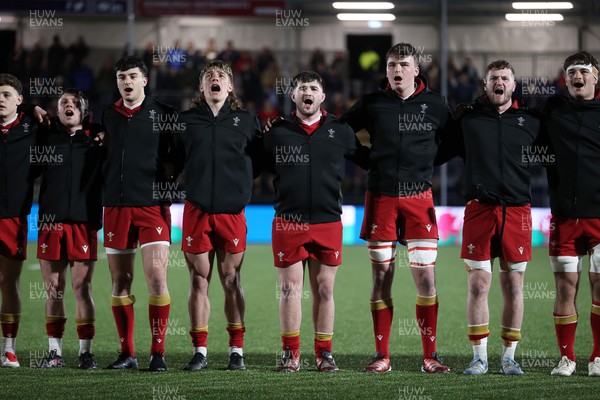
[233,238,239,246]
[82,245,88,253]
[370,223,377,234]
[156,227,163,235]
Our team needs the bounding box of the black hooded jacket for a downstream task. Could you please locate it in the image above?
[341,76,454,197]
[542,92,600,217]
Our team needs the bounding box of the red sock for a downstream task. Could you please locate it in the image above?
[149,294,171,356]
[416,295,438,358]
[0,313,20,339]
[282,332,300,357]
[190,327,208,348]
[371,299,393,358]
[45,316,67,338]
[226,323,245,348]
[591,301,600,361]
[554,313,577,361]
[111,296,135,356]
[314,332,333,355]
[76,323,95,340]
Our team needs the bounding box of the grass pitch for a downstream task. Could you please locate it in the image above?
[2,245,598,399]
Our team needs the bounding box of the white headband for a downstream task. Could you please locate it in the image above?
[566,63,599,80]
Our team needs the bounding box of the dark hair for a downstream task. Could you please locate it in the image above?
[194,59,243,110]
[485,60,515,77]
[291,71,324,91]
[0,73,23,95]
[59,88,89,121]
[563,51,599,71]
[386,43,419,63]
[114,56,148,77]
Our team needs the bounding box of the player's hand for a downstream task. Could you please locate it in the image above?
[34,106,51,126]
[453,103,472,120]
[263,117,283,135]
[94,132,106,146]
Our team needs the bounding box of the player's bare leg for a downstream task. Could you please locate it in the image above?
[498,260,525,375]
[71,260,96,369]
[464,266,492,374]
[278,261,303,372]
[40,260,68,367]
[184,251,213,371]
[408,239,448,373]
[551,271,580,376]
[141,244,170,371]
[364,260,395,372]
[216,250,246,370]
[588,271,600,376]
[308,259,339,372]
[106,252,138,369]
[0,257,23,368]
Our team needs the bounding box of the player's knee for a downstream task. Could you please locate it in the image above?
[550,255,582,273]
[222,272,241,292]
[72,280,92,301]
[367,241,396,266]
[407,241,437,268]
[317,283,334,302]
[468,279,489,298]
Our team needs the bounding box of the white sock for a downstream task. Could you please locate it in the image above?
[49,338,62,357]
[2,337,15,354]
[502,341,518,360]
[195,346,207,357]
[79,339,92,355]
[473,337,488,362]
[229,346,243,356]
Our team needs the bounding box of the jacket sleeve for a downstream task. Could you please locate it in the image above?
[246,116,269,179]
[434,104,465,165]
[344,125,370,170]
[340,97,367,134]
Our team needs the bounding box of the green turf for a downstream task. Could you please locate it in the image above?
[2,245,598,399]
